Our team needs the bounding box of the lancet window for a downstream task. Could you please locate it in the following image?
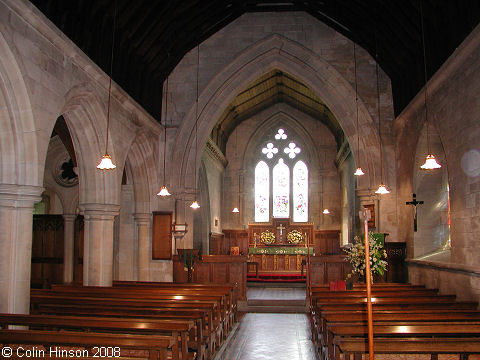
[254,128,308,222]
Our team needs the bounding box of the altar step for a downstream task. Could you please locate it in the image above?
[248,281,306,288]
[245,299,307,313]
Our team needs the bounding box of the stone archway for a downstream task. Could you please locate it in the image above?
[170,34,382,194]
[0,27,40,186]
[0,28,43,314]
[61,84,121,206]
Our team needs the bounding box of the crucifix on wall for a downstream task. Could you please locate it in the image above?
[406,193,424,232]
[276,223,286,241]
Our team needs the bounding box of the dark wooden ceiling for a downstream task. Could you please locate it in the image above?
[31,0,480,121]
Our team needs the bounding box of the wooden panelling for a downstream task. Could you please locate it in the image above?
[209,232,225,255]
[173,255,247,300]
[152,212,172,260]
[384,242,407,283]
[308,255,352,286]
[313,230,341,255]
[221,230,248,255]
[31,215,64,288]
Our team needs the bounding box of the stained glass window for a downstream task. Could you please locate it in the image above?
[255,161,270,222]
[293,161,308,222]
[254,129,308,222]
[273,158,290,218]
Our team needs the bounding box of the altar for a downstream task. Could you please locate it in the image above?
[248,218,314,273]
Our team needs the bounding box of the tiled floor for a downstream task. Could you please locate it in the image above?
[247,287,306,300]
[215,313,318,360]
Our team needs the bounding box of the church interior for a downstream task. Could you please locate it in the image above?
[2,0,480,359]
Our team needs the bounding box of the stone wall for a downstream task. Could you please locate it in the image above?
[395,24,480,295]
[167,11,397,243]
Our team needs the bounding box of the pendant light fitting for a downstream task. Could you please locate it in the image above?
[190,45,200,209]
[374,47,390,195]
[157,77,171,196]
[419,0,441,170]
[353,42,364,177]
[97,2,117,171]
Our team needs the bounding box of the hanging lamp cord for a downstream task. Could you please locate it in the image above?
[105,0,117,155]
[194,45,199,194]
[375,51,383,184]
[163,77,168,185]
[353,42,360,167]
[420,0,431,154]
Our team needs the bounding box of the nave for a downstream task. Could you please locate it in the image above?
[214,313,316,360]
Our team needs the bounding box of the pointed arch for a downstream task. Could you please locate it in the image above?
[127,131,159,214]
[61,84,122,205]
[0,27,39,185]
[170,34,382,193]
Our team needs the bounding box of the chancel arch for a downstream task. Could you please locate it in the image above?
[169,34,388,198]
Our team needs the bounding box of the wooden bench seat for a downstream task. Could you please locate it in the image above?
[0,329,174,360]
[326,323,480,360]
[31,299,216,359]
[32,306,209,360]
[333,336,480,360]
[40,286,233,334]
[0,313,195,360]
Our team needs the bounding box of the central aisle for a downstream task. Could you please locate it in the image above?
[215,313,317,360]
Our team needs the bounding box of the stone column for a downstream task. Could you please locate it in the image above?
[81,203,120,286]
[0,184,43,314]
[134,213,151,281]
[62,214,76,284]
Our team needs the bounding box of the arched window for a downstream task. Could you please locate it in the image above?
[254,128,309,222]
[293,161,308,222]
[255,161,269,222]
[273,158,290,218]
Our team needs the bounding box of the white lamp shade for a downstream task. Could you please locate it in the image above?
[375,184,390,194]
[232,207,239,213]
[420,154,442,169]
[97,154,116,170]
[157,186,171,196]
[354,167,365,176]
[190,200,200,209]
[323,208,330,214]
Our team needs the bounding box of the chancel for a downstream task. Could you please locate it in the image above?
[1,1,480,359]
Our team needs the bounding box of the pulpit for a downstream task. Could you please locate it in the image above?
[248,219,314,274]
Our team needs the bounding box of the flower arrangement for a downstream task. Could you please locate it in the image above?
[287,230,303,244]
[344,232,388,281]
[260,230,276,245]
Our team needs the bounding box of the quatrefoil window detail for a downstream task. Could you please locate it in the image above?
[284,142,301,158]
[262,142,278,159]
[275,128,287,140]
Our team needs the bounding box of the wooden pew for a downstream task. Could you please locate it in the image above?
[328,324,480,360]
[44,286,233,333]
[32,305,209,360]
[0,329,174,360]
[111,282,237,325]
[31,296,217,358]
[333,336,480,360]
[0,313,194,360]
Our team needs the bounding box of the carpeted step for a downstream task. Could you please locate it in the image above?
[247,299,306,307]
[245,305,307,313]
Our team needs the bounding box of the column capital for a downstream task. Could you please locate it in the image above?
[62,214,77,222]
[79,203,120,220]
[0,184,43,208]
[134,213,151,225]
[355,188,377,204]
